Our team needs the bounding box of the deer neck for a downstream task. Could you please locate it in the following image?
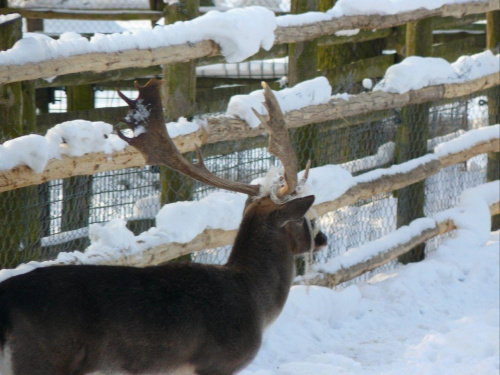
[226,218,296,326]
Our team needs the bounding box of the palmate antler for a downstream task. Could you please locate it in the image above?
[116,79,309,199]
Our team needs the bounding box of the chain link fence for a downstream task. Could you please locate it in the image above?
[0,89,494,269]
[1,0,495,274]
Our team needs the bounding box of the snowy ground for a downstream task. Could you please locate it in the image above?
[241,230,499,375]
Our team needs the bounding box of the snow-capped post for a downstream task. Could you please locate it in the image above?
[486,10,499,230]
[395,18,433,265]
[0,13,41,267]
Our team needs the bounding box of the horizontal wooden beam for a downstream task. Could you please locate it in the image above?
[85,138,500,266]
[0,1,496,85]
[302,199,500,288]
[316,28,394,47]
[0,73,497,193]
[315,138,500,217]
[273,1,496,44]
[0,8,163,21]
[0,40,221,85]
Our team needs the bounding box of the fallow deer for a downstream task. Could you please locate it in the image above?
[0,79,327,375]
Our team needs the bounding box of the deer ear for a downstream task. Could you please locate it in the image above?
[276,195,315,226]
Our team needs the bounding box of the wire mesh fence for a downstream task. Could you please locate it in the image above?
[0,0,496,275]
[0,89,495,270]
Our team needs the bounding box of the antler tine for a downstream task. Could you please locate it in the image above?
[255,82,299,198]
[116,79,260,197]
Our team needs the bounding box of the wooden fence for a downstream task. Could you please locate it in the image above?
[0,0,498,275]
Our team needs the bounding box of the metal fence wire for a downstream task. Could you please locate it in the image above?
[0,89,494,269]
[0,0,496,273]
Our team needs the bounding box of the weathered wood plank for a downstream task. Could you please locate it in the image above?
[0,1,497,85]
[50,139,500,267]
[300,200,500,288]
[0,8,163,21]
[0,73,498,193]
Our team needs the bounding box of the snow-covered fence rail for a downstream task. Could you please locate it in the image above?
[24,125,496,269]
[0,1,497,85]
[304,181,500,288]
[1,72,497,193]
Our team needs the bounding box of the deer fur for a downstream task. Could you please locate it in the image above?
[0,195,327,375]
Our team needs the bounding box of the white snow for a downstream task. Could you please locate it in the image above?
[374,51,500,94]
[156,192,247,243]
[241,230,499,375]
[362,78,373,90]
[276,0,489,27]
[0,117,203,173]
[166,117,202,138]
[0,13,21,24]
[355,154,439,184]
[45,120,127,158]
[434,124,500,157]
[226,76,332,128]
[0,121,127,172]
[1,122,497,283]
[0,6,276,66]
[237,178,500,374]
[0,134,49,173]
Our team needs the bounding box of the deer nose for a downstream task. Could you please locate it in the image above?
[314,231,327,250]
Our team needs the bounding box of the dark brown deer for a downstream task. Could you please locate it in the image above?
[0,79,327,375]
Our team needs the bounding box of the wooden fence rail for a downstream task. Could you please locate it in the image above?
[39,130,497,268]
[0,1,497,85]
[303,197,500,288]
[0,72,497,193]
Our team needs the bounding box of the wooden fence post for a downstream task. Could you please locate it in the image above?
[318,0,387,166]
[288,0,320,275]
[486,10,499,230]
[155,0,199,261]
[396,18,433,264]
[61,85,94,251]
[0,14,41,268]
[289,0,320,171]
[159,0,198,208]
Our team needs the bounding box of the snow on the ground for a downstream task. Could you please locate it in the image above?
[241,229,499,375]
